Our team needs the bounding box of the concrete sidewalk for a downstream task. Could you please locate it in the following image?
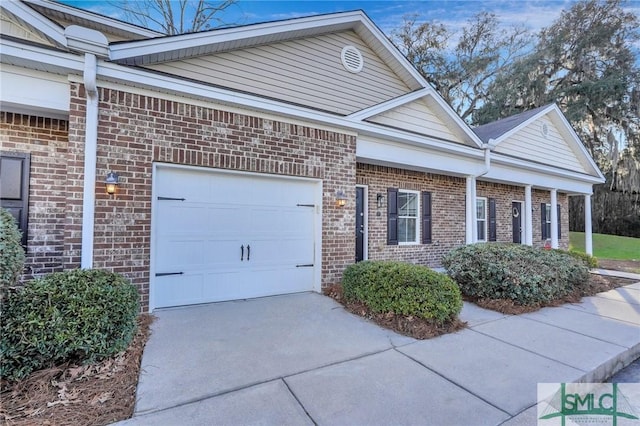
[116,282,640,426]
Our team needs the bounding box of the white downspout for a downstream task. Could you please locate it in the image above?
[81,53,98,269]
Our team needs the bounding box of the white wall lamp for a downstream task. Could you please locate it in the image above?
[336,190,347,207]
[376,193,384,209]
[104,171,119,196]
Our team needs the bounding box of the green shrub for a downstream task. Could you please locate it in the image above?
[442,243,590,306]
[1,269,139,381]
[0,207,25,297]
[563,249,598,269]
[342,260,462,325]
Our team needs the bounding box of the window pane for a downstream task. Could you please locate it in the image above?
[477,221,486,241]
[399,192,417,216]
[476,199,486,220]
[398,218,416,243]
[546,205,551,222]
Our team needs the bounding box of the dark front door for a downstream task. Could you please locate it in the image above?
[512,201,522,243]
[355,187,365,262]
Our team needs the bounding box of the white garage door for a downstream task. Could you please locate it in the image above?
[152,166,319,309]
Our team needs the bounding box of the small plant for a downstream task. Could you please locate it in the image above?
[0,207,25,299]
[1,269,139,381]
[563,249,598,269]
[442,243,590,306]
[342,260,462,325]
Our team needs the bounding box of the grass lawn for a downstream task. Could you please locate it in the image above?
[570,232,640,260]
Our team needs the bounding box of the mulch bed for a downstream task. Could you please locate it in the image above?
[323,284,467,339]
[465,273,637,315]
[0,314,154,426]
[597,259,640,274]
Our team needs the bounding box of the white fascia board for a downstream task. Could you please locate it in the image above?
[348,87,484,149]
[109,11,368,62]
[486,162,597,194]
[357,138,484,176]
[353,15,426,88]
[96,61,484,160]
[346,88,431,120]
[0,38,84,72]
[489,104,604,180]
[1,0,67,47]
[491,152,605,184]
[423,89,484,148]
[548,105,605,180]
[23,0,160,38]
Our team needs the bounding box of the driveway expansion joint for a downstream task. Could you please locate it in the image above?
[393,347,513,417]
[282,378,318,426]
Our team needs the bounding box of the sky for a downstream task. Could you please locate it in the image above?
[59,0,637,37]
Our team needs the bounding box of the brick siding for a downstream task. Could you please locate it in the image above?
[357,164,569,268]
[70,83,356,309]
[0,112,69,280]
[2,86,571,311]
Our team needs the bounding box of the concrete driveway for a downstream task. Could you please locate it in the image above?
[120,287,640,425]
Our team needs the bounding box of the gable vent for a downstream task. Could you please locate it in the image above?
[341,46,364,73]
[541,123,549,137]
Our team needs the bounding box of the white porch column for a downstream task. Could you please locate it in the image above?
[524,185,533,246]
[471,178,478,243]
[585,194,593,256]
[550,189,558,249]
[465,176,474,244]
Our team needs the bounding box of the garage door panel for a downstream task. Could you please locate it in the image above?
[158,204,210,233]
[154,273,205,308]
[153,167,318,309]
[204,238,245,266]
[156,238,205,268]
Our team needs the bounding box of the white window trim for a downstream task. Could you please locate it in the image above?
[476,197,488,242]
[398,189,420,245]
[545,203,552,240]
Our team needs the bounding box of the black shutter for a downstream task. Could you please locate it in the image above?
[0,152,30,247]
[541,203,547,240]
[557,204,562,239]
[387,188,398,245]
[422,191,432,244]
[488,198,497,242]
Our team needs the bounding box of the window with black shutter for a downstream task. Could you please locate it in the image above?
[422,191,432,244]
[0,152,30,246]
[387,188,398,245]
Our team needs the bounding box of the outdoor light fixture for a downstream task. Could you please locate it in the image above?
[336,190,347,207]
[104,171,119,195]
[377,193,384,208]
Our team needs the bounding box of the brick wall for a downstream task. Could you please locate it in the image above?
[532,189,570,250]
[357,164,570,267]
[356,163,467,267]
[0,112,69,279]
[68,83,356,309]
